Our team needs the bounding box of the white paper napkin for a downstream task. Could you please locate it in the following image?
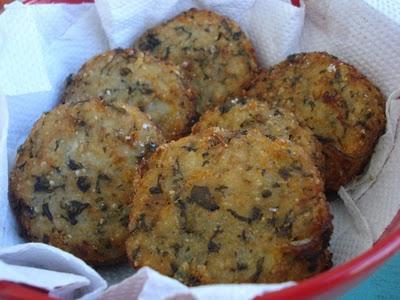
[0,243,107,299]
[0,261,90,299]
[0,0,399,299]
[97,267,295,300]
[240,0,305,66]
[0,2,51,95]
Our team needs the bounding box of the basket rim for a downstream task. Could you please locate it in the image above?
[7,0,400,299]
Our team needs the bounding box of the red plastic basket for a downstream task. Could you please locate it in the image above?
[0,0,399,299]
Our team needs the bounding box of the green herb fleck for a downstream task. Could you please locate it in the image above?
[188,186,219,211]
[77,176,91,192]
[61,200,90,225]
[42,203,53,221]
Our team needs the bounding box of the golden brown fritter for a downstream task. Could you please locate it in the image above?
[193,98,325,178]
[246,52,386,191]
[10,99,165,266]
[126,128,332,285]
[135,8,259,114]
[62,48,194,141]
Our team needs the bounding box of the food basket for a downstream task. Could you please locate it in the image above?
[0,0,399,299]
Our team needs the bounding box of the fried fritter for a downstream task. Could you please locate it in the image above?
[62,48,194,141]
[135,8,259,114]
[246,52,386,191]
[193,98,325,177]
[10,99,165,266]
[126,128,332,285]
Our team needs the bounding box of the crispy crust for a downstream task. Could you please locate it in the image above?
[246,52,386,190]
[192,98,325,178]
[135,8,259,114]
[62,48,195,141]
[10,99,165,266]
[126,128,332,284]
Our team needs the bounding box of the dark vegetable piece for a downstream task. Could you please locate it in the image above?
[42,234,50,244]
[170,262,178,273]
[75,119,87,127]
[119,67,132,76]
[138,33,161,52]
[162,47,170,59]
[323,91,337,103]
[175,198,192,234]
[134,213,152,232]
[207,240,220,253]
[315,135,335,144]
[95,173,111,194]
[305,251,321,273]
[278,161,311,181]
[149,175,163,194]
[51,166,61,174]
[171,243,182,255]
[103,103,127,115]
[273,109,283,117]
[67,159,83,171]
[16,162,26,171]
[19,204,36,219]
[128,81,154,95]
[207,226,223,253]
[16,144,24,154]
[182,144,197,152]
[61,200,90,225]
[202,160,209,167]
[54,140,60,151]
[172,159,184,186]
[219,98,247,114]
[303,97,316,110]
[219,101,233,114]
[278,167,292,180]
[250,257,265,282]
[188,186,219,211]
[34,176,51,193]
[276,211,293,238]
[227,207,262,224]
[221,19,233,36]
[232,31,242,40]
[186,274,201,286]
[65,73,73,86]
[240,229,250,242]
[261,189,272,198]
[119,214,129,227]
[77,176,91,192]
[41,203,53,221]
[215,185,228,197]
[287,54,298,63]
[149,186,162,194]
[131,246,141,261]
[228,209,248,223]
[145,142,158,153]
[290,75,301,87]
[267,213,277,227]
[237,262,248,271]
[174,26,192,38]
